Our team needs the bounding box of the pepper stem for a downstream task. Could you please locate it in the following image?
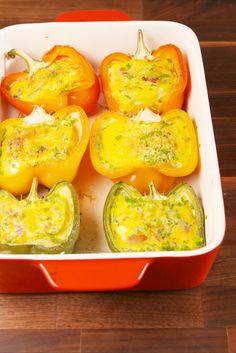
[133,29,154,60]
[6,49,49,76]
[148,181,167,200]
[27,178,39,200]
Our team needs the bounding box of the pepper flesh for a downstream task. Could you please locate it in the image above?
[103,181,205,252]
[100,30,188,115]
[0,105,89,195]
[0,178,80,254]
[113,168,176,195]
[90,108,199,179]
[1,45,100,114]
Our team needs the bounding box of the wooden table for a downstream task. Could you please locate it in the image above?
[0,1,235,352]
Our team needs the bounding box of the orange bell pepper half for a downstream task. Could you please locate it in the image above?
[90,108,199,182]
[0,105,89,195]
[1,45,100,115]
[100,30,188,115]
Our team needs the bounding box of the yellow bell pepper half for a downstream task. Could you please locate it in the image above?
[90,108,199,179]
[0,105,89,195]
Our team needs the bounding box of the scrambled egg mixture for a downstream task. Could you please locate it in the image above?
[0,115,78,175]
[109,188,204,251]
[0,191,71,247]
[9,57,82,102]
[108,57,180,113]
[95,114,190,173]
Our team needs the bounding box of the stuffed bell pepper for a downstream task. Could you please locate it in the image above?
[90,108,199,185]
[1,45,100,114]
[104,181,205,252]
[100,30,188,115]
[0,105,89,195]
[0,178,79,254]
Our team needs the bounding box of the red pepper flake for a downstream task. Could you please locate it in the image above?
[142,76,158,83]
[15,224,24,236]
[38,146,47,153]
[12,136,25,147]
[120,68,129,77]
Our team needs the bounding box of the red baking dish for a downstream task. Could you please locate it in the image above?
[0,11,225,292]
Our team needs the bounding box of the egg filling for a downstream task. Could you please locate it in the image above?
[108,58,180,114]
[94,114,191,173]
[0,114,78,176]
[106,184,205,251]
[9,57,82,102]
[0,186,73,248]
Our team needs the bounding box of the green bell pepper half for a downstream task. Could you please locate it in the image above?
[0,178,79,254]
[103,181,205,252]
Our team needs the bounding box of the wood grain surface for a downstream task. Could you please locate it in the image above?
[0,0,235,352]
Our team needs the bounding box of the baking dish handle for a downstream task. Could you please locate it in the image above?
[55,9,132,22]
[36,258,152,291]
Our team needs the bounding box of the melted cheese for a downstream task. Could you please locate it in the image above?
[0,192,71,247]
[95,114,191,173]
[108,58,180,113]
[109,190,204,251]
[0,116,78,176]
[9,57,82,102]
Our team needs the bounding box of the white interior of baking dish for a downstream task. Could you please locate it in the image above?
[0,21,225,259]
